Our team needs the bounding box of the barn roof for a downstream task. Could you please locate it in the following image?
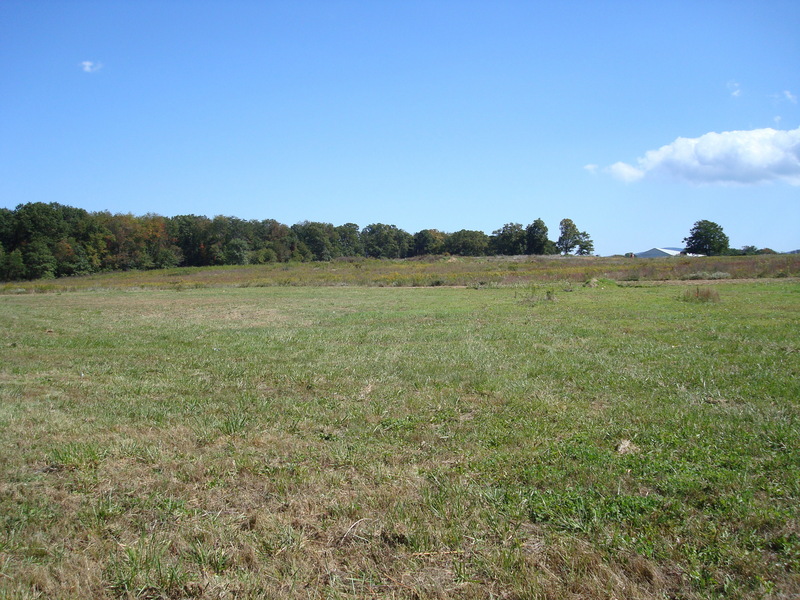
[634,247,683,258]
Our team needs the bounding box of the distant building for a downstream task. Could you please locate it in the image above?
[634,247,703,258]
[634,247,683,258]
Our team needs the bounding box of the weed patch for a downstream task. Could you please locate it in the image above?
[680,286,721,303]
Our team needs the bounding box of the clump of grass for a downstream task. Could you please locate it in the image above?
[584,277,617,288]
[682,271,731,280]
[518,282,558,304]
[680,286,720,303]
[106,536,190,598]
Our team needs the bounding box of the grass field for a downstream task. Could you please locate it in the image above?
[2,253,798,293]
[1,275,799,598]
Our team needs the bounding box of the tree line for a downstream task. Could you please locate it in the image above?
[682,220,778,257]
[0,203,595,281]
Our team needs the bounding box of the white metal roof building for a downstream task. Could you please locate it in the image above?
[634,247,683,258]
[634,247,704,258]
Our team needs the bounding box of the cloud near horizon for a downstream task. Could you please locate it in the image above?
[601,127,800,186]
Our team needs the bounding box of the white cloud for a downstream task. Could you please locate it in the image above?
[583,164,599,174]
[728,81,741,98]
[606,162,644,182]
[605,127,800,186]
[80,61,102,73]
[784,90,797,104]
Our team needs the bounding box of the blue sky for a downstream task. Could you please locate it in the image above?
[2,0,798,255]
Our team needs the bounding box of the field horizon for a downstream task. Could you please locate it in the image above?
[2,253,799,295]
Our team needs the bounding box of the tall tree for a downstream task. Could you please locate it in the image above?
[525,219,550,254]
[292,221,337,261]
[2,248,25,281]
[335,223,363,257]
[413,229,447,256]
[683,220,729,256]
[556,219,593,256]
[575,232,594,256]
[491,223,526,255]
[361,224,412,258]
[446,230,489,256]
[23,239,57,279]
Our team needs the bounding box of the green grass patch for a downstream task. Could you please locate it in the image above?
[0,281,798,598]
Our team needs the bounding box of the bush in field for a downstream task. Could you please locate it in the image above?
[683,271,731,280]
[680,286,720,303]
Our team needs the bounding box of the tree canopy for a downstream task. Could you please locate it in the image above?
[683,220,730,256]
[0,202,600,281]
[526,219,556,255]
[556,219,594,255]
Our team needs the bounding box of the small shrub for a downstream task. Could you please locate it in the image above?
[519,283,558,304]
[682,271,730,280]
[683,272,711,280]
[680,287,720,303]
[219,414,250,436]
[584,277,617,288]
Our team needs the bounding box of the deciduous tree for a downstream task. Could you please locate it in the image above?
[446,230,489,256]
[491,223,526,255]
[525,219,551,255]
[683,220,729,256]
[556,219,593,255]
[413,229,447,256]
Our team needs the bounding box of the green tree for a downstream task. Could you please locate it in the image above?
[361,224,412,259]
[491,223,526,255]
[556,219,579,254]
[335,223,363,257]
[556,219,593,255]
[292,221,338,261]
[23,239,57,279]
[12,202,68,247]
[0,208,14,249]
[525,219,552,255]
[683,220,729,256]
[255,219,294,262]
[2,248,25,280]
[575,232,594,256]
[170,214,213,266]
[223,238,250,265]
[446,230,489,256]
[413,229,447,255]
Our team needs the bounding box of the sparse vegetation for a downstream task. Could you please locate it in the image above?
[682,271,732,281]
[1,275,798,599]
[680,286,721,303]
[0,253,797,295]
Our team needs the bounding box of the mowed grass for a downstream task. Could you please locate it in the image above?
[0,282,798,599]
